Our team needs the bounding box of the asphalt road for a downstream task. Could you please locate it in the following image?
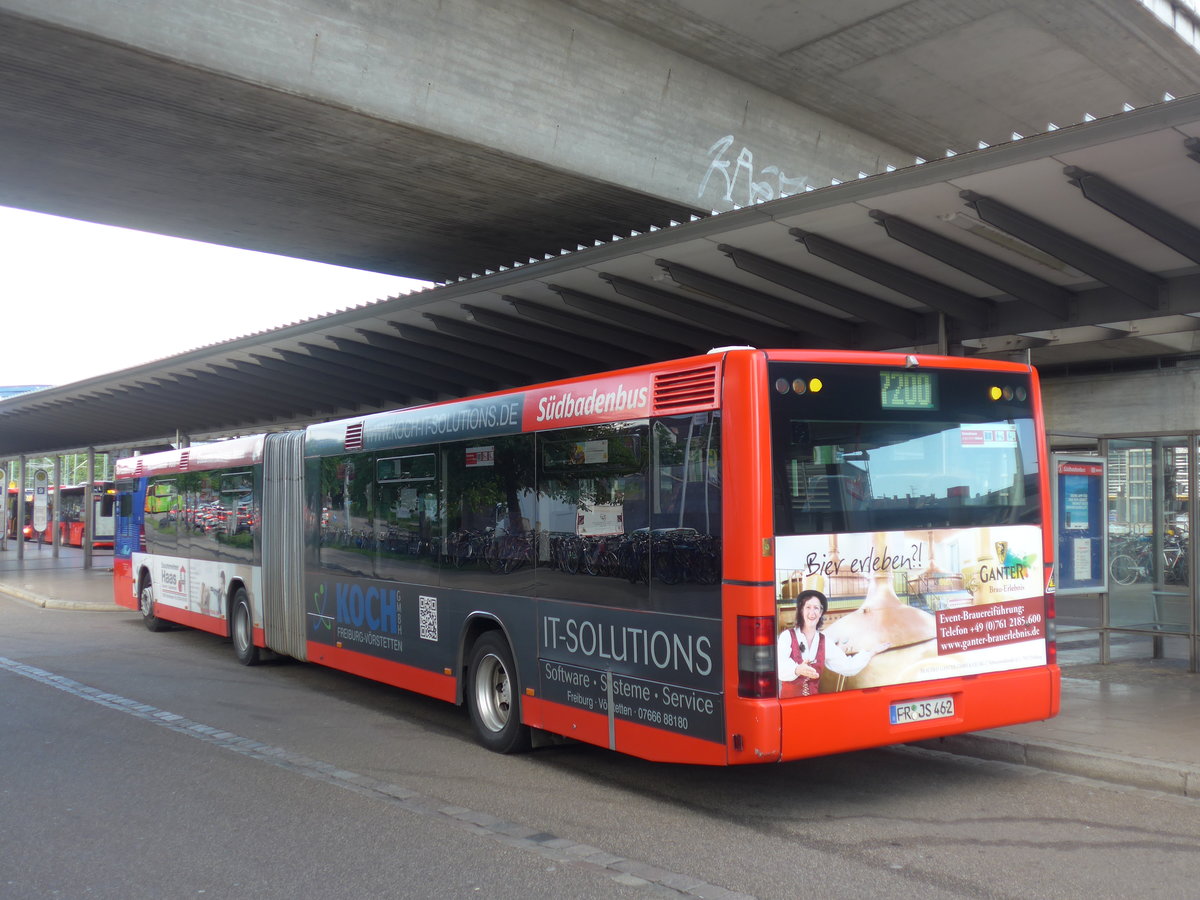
[3,597,1199,900]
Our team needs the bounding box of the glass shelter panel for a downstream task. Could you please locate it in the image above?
[1106,438,1190,633]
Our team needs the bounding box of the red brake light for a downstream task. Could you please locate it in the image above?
[737,615,776,698]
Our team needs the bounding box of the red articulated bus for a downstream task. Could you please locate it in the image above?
[6,482,115,548]
[113,348,1059,764]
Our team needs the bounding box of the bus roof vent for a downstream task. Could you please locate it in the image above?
[178,450,190,472]
[653,365,718,413]
[344,422,365,452]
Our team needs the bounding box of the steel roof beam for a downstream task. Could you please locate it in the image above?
[868,210,1070,321]
[790,228,993,329]
[649,261,855,345]
[357,328,504,388]
[200,363,331,415]
[146,376,264,423]
[359,328,505,389]
[219,360,349,412]
[469,302,647,369]
[391,323,545,383]
[548,285,725,351]
[248,352,394,409]
[152,371,286,419]
[297,341,463,398]
[422,314,576,375]
[78,385,230,435]
[520,292,694,359]
[324,336,477,396]
[270,348,411,407]
[1064,166,1200,265]
[716,243,924,341]
[214,361,342,416]
[599,271,805,349]
[327,334,485,394]
[959,191,1162,310]
[3,400,127,432]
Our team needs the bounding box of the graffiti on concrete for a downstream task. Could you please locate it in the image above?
[698,136,810,208]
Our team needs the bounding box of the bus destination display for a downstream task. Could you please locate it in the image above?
[880,370,937,410]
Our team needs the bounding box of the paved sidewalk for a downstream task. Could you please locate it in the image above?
[2,553,1198,795]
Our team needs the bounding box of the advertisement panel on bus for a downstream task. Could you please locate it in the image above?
[775,525,1045,699]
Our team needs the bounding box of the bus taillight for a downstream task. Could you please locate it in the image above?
[737,615,776,698]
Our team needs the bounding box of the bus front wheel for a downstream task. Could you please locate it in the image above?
[138,576,169,633]
[467,633,531,754]
[231,588,260,666]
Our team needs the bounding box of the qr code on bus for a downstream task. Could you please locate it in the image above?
[418,595,438,642]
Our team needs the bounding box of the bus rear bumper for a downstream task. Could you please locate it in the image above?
[778,665,1061,762]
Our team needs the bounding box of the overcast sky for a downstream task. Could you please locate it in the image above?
[1,205,428,388]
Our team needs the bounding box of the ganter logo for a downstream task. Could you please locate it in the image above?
[535,383,650,423]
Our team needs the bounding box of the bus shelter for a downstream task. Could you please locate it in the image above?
[1052,433,1197,671]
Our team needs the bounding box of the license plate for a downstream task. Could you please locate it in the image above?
[889,695,955,725]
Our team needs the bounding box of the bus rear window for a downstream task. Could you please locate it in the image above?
[769,363,1039,535]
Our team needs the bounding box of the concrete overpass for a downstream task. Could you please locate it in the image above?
[3,0,1198,283]
[2,94,1199,456]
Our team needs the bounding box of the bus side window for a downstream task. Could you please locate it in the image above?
[143,478,178,554]
[376,447,442,582]
[317,452,375,579]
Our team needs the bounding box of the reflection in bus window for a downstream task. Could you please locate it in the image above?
[377,448,443,583]
[143,478,178,554]
[317,453,375,579]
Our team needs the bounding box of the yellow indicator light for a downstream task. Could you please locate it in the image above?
[809,378,823,393]
[525,688,536,697]
[443,667,453,676]
[989,386,1003,400]
[791,378,806,395]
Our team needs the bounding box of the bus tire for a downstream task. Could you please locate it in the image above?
[467,633,531,754]
[231,588,261,666]
[138,575,170,633]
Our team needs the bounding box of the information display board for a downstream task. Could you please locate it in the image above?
[1052,454,1106,595]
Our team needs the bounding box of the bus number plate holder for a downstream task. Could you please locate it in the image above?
[889,696,954,725]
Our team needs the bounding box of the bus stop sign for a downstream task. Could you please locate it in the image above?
[33,468,48,534]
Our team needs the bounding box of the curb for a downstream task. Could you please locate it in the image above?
[0,582,124,612]
[918,732,1200,798]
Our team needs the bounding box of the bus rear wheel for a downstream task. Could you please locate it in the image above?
[138,576,169,632]
[231,588,260,666]
[467,633,531,754]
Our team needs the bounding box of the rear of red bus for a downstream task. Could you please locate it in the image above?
[720,349,1059,764]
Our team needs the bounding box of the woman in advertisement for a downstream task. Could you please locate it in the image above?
[777,589,890,697]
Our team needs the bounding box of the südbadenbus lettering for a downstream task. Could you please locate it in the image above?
[535,383,649,423]
[542,615,713,676]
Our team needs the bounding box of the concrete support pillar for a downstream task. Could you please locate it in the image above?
[16,456,25,561]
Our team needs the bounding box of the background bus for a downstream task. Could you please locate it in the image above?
[5,482,115,547]
[113,348,1059,765]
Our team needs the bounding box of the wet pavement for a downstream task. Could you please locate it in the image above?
[2,542,1198,795]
